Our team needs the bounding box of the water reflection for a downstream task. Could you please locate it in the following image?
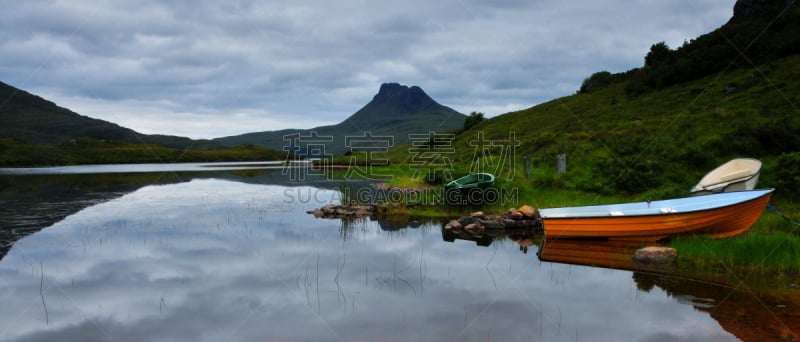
[442,224,538,251]
[336,216,447,241]
[445,225,799,341]
[632,272,799,341]
[0,171,794,341]
[0,168,362,261]
[538,238,676,273]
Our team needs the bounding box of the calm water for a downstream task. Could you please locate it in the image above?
[0,164,797,341]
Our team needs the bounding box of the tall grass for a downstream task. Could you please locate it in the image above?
[671,212,800,276]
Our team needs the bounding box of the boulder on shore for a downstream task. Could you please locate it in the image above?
[518,205,538,218]
[470,211,485,218]
[445,206,542,231]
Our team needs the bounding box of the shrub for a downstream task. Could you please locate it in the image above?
[774,152,800,199]
[579,71,613,93]
[463,112,484,131]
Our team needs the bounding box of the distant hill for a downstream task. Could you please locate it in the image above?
[424,0,800,199]
[0,81,220,149]
[214,83,466,155]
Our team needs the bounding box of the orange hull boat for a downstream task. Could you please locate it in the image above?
[540,189,773,241]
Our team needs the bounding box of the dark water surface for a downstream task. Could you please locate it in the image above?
[0,164,797,341]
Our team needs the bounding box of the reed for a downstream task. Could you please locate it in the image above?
[671,215,800,276]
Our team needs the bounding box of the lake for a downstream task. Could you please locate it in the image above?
[0,163,797,341]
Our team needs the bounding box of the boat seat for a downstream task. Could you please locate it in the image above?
[719,169,751,182]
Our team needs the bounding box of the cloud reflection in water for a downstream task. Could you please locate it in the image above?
[0,179,736,341]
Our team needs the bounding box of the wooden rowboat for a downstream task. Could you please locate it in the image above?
[691,158,761,195]
[539,189,774,241]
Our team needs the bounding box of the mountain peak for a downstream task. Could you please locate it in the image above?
[214,82,465,154]
[372,83,437,113]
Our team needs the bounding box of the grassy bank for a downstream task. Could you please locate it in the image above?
[671,201,800,277]
[671,230,800,277]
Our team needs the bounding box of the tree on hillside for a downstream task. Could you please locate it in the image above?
[644,42,673,68]
[579,71,613,93]
[627,42,677,93]
[463,112,485,131]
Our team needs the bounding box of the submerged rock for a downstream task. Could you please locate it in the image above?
[632,247,677,264]
[307,204,386,219]
[480,219,505,230]
[444,220,462,230]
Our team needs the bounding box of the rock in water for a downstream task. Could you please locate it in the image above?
[445,220,462,230]
[632,247,677,264]
[480,219,504,230]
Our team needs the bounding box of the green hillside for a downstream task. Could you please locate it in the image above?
[0,81,220,150]
[0,81,287,166]
[450,54,799,199]
[214,83,466,155]
[387,0,799,202]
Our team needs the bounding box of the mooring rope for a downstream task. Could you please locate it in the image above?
[767,202,800,231]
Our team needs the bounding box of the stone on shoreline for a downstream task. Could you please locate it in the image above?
[518,205,537,218]
[308,202,542,231]
[446,205,542,232]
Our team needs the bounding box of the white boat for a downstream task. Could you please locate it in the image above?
[691,158,761,195]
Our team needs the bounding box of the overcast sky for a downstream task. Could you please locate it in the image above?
[1,1,734,139]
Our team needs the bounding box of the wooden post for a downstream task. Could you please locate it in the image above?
[557,153,567,174]
[523,155,531,179]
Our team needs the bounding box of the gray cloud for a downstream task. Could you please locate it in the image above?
[1,0,733,138]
